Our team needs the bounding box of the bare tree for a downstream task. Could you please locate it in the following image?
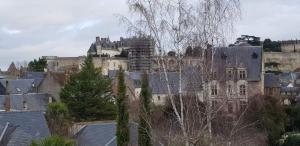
[121,0,241,145]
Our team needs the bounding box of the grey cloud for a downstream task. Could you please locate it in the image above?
[1,0,300,70]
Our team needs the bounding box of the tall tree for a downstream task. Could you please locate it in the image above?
[28,58,47,72]
[138,73,152,146]
[60,55,116,121]
[123,0,240,145]
[45,102,71,136]
[116,68,130,146]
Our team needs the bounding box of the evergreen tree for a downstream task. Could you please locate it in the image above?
[28,58,47,72]
[116,68,130,146]
[45,102,71,136]
[60,55,116,121]
[138,73,152,146]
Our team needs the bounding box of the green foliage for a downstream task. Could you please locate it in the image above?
[46,102,71,136]
[60,55,116,122]
[28,58,47,72]
[281,134,300,146]
[263,39,281,52]
[138,73,152,146]
[116,68,130,146]
[265,62,280,67]
[247,96,287,146]
[285,105,300,132]
[30,136,74,146]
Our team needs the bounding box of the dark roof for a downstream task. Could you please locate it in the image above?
[0,79,35,94]
[87,43,97,54]
[108,70,118,79]
[0,94,49,112]
[149,72,179,94]
[213,46,262,81]
[127,72,143,88]
[23,72,46,87]
[264,73,281,88]
[0,111,50,146]
[75,123,138,146]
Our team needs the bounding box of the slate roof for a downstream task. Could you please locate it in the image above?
[23,72,46,87]
[0,93,49,112]
[75,123,138,146]
[0,79,36,94]
[127,72,143,88]
[0,111,50,146]
[149,72,180,94]
[264,73,281,88]
[213,46,262,81]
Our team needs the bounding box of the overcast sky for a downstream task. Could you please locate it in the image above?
[0,0,300,70]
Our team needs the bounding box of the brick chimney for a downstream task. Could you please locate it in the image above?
[23,94,28,111]
[4,81,10,112]
[4,96,10,112]
[96,36,100,45]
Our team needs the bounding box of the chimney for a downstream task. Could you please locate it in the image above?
[4,95,10,112]
[5,80,8,95]
[48,96,53,103]
[96,36,100,44]
[23,94,28,111]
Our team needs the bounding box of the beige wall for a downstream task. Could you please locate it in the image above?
[45,56,128,75]
[282,43,300,53]
[263,52,300,71]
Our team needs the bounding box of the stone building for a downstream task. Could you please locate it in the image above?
[263,39,300,72]
[280,40,300,53]
[209,45,263,113]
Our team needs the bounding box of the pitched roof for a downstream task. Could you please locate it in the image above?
[0,94,49,112]
[264,73,281,88]
[0,111,50,146]
[213,46,262,81]
[149,72,180,94]
[0,79,35,94]
[75,123,138,146]
[23,72,47,87]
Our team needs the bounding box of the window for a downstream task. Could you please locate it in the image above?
[240,85,246,96]
[228,102,233,113]
[211,85,218,96]
[227,85,233,96]
[239,70,246,79]
[212,100,217,109]
[227,70,232,79]
[212,72,217,79]
[240,101,247,111]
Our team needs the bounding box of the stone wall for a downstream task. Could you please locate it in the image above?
[44,56,128,75]
[263,52,300,72]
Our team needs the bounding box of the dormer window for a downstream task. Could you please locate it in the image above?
[226,68,233,79]
[239,70,247,80]
[240,85,246,96]
[211,84,218,96]
[16,88,21,92]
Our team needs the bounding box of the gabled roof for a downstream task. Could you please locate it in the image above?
[23,72,47,87]
[213,46,262,81]
[0,111,50,146]
[264,73,281,88]
[75,123,138,146]
[149,72,180,95]
[0,93,49,111]
[0,79,35,94]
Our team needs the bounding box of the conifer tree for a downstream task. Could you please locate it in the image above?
[116,68,130,146]
[138,72,152,146]
[60,55,116,121]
